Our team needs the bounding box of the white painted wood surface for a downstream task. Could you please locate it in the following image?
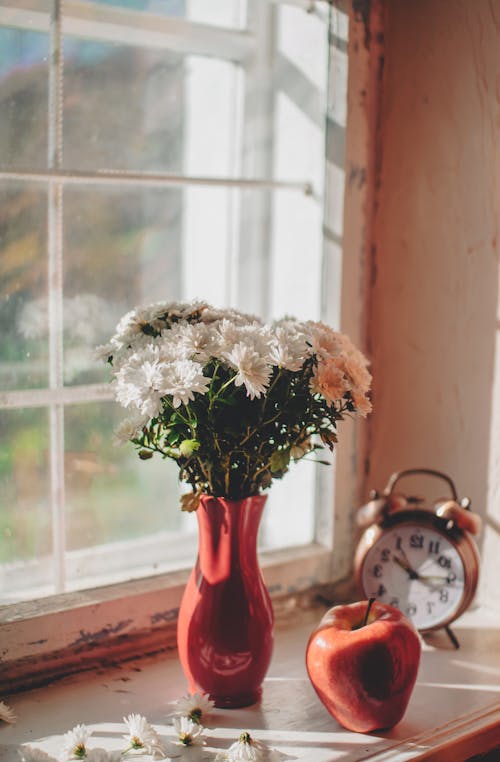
[1,606,499,761]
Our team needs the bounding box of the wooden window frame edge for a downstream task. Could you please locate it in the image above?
[0,543,333,695]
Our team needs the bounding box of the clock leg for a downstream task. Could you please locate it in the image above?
[444,624,460,649]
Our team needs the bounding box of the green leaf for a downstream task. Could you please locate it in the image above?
[269,449,291,473]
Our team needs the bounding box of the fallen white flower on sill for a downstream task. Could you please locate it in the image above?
[60,724,91,761]
[215,732,271,762]
[173,716,206,748]
[0,699,17,725]
[123,714,167,759]
[171,693,214,726]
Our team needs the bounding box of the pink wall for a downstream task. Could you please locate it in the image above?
[365,0,500,606]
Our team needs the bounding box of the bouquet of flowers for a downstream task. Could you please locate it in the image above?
[98,301,371,510]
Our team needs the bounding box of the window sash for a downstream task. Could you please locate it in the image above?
[0,0,357,614]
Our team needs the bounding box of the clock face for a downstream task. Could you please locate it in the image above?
[360,522,466,630]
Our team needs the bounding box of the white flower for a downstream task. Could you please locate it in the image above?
[159,359,210,408]
[171,693,214,725]
[114,357,164,418]
[166,323,218,364]
[19,748,57,762]
[112,412,149,446]
[200,307,261,326]
[0,699,17,724]
[60,724,90,761]
[114,303,166,344]
[123,714,166,759]
[223,343,272,399]
[94,342,116,363]
[114,343,209,415]
[268,325,308,371]
[214,322,271,359]
[216,732,268,761]
[173,716,206,747]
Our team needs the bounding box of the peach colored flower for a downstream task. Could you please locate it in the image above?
[310,361,347,404]
[343,352,372,394]
[351,388,373,417]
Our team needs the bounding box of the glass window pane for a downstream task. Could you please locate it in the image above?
[0,181,49,391]
[61,183,182,386]
[62,38,239,175]
[0,27,49,169]
[0,407,52,603]
[64,400,196,590]
[278,4,328,90]
[0,0,334,604]
[62,183,237,385]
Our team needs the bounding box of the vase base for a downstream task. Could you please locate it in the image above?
[210,689,261,709]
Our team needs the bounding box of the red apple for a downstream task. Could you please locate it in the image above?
[306,599,421,732]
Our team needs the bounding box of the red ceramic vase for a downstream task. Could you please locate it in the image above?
[177,494,274,708]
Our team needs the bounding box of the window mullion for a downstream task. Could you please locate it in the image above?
[47,0,66,595]
[236,0,278,319]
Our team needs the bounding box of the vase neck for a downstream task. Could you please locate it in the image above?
[196,495,267,583]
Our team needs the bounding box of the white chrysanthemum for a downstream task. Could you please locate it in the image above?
[159,359,210,408]
[114,358,164,418]
[216,732,268,761]
[166,322,218,364]
[94,341,116,363]
[18,747,57,762]
[0,699,17,724]
[164,300,208,321]
[268,325,308,371]
[173,715,205,747]
[112,412,149,446]
[114,341,209,414]
[200,307,261,326]
[60,724,90,761]
[214,321,272,359]
[112,302,172,347]
[171,692,214,725]
[123,713,166,759]
[223,343,272,399]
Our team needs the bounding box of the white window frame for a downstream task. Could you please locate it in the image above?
[0,0,377,691]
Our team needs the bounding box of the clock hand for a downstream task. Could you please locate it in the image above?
[418,574,449,586]
[392,554,420,580]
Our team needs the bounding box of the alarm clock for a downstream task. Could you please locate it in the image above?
[354,468,481,647]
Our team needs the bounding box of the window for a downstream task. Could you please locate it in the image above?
[0,0,350,609]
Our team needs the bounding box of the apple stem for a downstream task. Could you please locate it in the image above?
[362,597,377,628]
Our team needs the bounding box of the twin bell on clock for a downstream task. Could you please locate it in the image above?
[354,468,481,645]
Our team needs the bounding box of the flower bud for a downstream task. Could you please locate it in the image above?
[179,439,200,458]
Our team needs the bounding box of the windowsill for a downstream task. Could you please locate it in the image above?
[1,605,499,761]
[0,544,333,694]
